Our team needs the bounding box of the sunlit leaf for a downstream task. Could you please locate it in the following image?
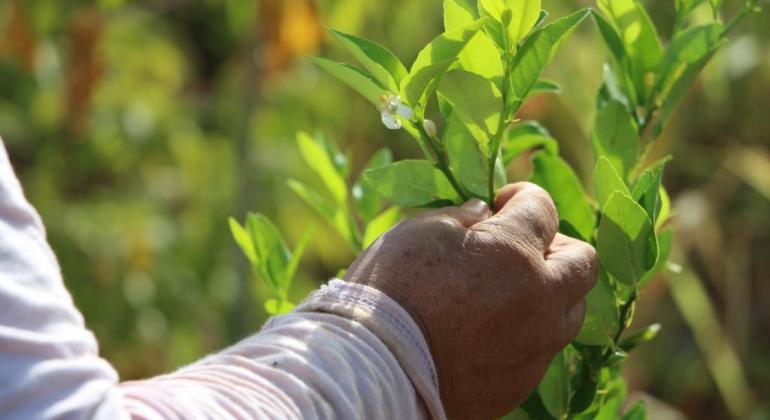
[328,29,407,90]
[591,99,639,179]
[364,160,461,207]
[527,79,561,98]
[445,113,489,197]
[597,192,657,285]
[444,0,478,30]
[229,217,257,265]
[478,0,542,44]
[530,153,595,241]
[246,213,291,292]
[631,156,671,224]
[576,268,620,346]
[619,323,661,352]
[594,156,630,211]
[510,9,591,100]
[310,56,387,105]
[437,69,503,154]
[622,400,647,420]
[283,226,314,290]
[502,121,558,165]
[296,131,348,204]
[264,298,295,315]
[456,31,504,88]
[362,206,401,248]
[354,148,393,222]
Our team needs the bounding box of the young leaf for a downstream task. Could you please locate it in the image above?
[362,206,402,248]
[591,99,639,179]
[538,347,572,419]
[597,0,663,104]
[502,121,558,165]
[401,19,487,106]
[310,56,387,105]
[478,0,542,45]
[444,0,478,30]
[639,228,672,288]
[597,191,657,285]
[456,31,504,88]
[437,69,503,154]
[328,29,408,91]
[246,213,291,292]
[591,12,638,106]
[264,298,295,315]
[363,160,460,207]
[654,24,724,132]
[354,148,393,222]
[631,156,671,223]
[528,79,561,98]
[229,217,257,265]
[619,323,661,352]
[530,153,596,241]
[622,400,647,420]
[296,132,348,205]
[594,156,630,211]
[576,269,621,346]
[287,180,357,249]
[445,113,489,197]
[594,368,628,420]
[283,226,314,291]
[509,8,591,100]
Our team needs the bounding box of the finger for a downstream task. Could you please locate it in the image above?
[424,198,492,228]
[473,182,559,252]
[561,299,586,347]
[546,233,598,308]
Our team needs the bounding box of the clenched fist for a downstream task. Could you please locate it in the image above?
[344,182,598,419]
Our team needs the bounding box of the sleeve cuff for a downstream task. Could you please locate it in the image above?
[294,279,445,420]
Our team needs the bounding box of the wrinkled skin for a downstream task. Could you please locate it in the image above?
[344,182,598,419]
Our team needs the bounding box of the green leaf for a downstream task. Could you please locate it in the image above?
[264,298,295,315]
[296,132,348,204]
[622,401,647,420]
[362,206,402,248]
[445,113,489,197]
[576,269,620,346]
[592,12,638,106]
[530,153,595,241]
[591,99,639,179]
[594,156,630,210]
[229,217,257,265]
[478,0,542,44]
[363,160,460,207]
[502,121,558,165]
[654,24,724,132]
[401,19,487,107]
[354,148,393,222]
[527,79,561,98]
[400,58,457,110]
[631,156,671,224]
[594,368,628,420]
[283,226,314,290]
[287,180,357,248]
[640,227,672,288]
[619,323,661,352]
[246,213,291,292]
[597,0,663,104]
[675,0,708,27]
[538,348,572,419]
[456,31,504,88]
[656,186,671,231]
[310,56,387,105]
[597,191,657,285]
[437,69,503,154]
[328,29,407,91]
[510,8,590,100]
[444,0,478,30]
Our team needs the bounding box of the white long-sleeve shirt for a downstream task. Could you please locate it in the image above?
[0,137,446,420]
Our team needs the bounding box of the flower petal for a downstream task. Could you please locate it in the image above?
[381,112,402,130]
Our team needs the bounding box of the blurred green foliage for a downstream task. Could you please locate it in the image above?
[0,0,768,418]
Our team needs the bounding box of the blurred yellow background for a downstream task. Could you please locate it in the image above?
[0,0,767,418]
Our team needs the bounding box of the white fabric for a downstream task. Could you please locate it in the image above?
[0,137,446,420]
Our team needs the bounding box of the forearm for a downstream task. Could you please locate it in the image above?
[120,283,444,419]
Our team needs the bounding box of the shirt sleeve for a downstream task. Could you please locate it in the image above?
[0,137,446,420]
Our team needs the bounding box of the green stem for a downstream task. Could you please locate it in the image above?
[721,0,758,37]
[413,121,471,202]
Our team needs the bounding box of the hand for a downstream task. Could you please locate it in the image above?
[344,182,598,419]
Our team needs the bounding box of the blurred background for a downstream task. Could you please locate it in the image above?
[0,0,767,418]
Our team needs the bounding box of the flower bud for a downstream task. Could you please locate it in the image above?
[422,119,437,138]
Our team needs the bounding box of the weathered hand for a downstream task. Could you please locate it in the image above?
[344,182,598,419]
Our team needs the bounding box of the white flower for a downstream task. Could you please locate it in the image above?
[377,93,413,130]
